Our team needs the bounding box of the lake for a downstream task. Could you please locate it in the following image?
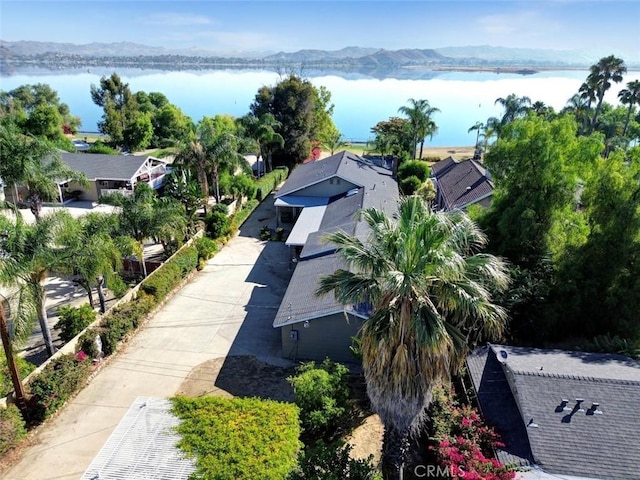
[0,67,633,146]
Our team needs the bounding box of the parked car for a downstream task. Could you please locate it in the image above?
[72,139,91,151]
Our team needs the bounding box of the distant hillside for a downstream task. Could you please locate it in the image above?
[264,46,380,62]
[357,48,447,66]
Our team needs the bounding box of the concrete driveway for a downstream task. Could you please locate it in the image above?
[1,195,293,480]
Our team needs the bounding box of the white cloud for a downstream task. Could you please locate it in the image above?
[142,13,212,27]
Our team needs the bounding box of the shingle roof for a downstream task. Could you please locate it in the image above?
[61,153,153,181]
[274,151,399,326]
[467,344,640,479]
[273,253,362,327]
[431,158,493,211]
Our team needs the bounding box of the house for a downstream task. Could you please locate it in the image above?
[272,151,398,363]
[466,344,640,480]
[3,152,170,204]
[430,156,493,211]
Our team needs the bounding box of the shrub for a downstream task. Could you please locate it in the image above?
[232,199,259,227]
[287,359,350,437]
[260,225,272,240]
[0,405,27,456]
[289,441,381,480]
[54,304,97,342]
[204,211,231,239]
[422,155,441,163]
[108,274,129,298]
[171,246,198,276]
[426,386,515,480]
[171,395,301,480]
[140,263,182,301]
[0,353,35,398]
[400,175,422,195]
[76,327,106,359]
[100,292,156,355]
[28,354,92,422]
[210,203,229,216]
[194,237,219,261]
[398,160,430,182]
[255,167,289,201]
[88,141,118,155]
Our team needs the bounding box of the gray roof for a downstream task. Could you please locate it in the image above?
[274,151,398,327]
[273,253,363,327]
[431,157,493,211]
[467,344,640,479]
[61,152,157,181]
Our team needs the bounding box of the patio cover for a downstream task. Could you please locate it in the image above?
[285,204,328,246]
[274,195,329,208]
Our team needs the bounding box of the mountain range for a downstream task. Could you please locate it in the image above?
[1,40,638,67]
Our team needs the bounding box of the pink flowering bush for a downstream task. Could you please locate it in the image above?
[426,386,515,480]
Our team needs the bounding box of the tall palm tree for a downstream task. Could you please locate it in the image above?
[62,215,124,313]
[175,140,210,214]
[618,79,640,136]
[0,211,77,357]
[240,113,285,175]
[588,55,627,133]
[398,99,440,159]
[0,296,28,417]
[316,197,509,479]
[494,93,531,126]
[468,121,485,149]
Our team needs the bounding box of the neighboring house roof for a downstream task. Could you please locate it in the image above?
[431,156,493,211]
[467,344,640,480]
[273,151,398,328]
[60,153,164,182]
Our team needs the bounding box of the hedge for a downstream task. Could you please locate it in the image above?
[255,167,289,201]
[54,304,97,343]
[28,354,92,422]
[171,396,301,480]
[398,160,430,182]
[0,405,27,456]
[140,246,197,302]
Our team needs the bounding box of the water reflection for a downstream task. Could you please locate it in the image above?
[0,68,631,146]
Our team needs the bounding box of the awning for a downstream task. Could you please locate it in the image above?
[274,195,329,208]
[285,204,328,246]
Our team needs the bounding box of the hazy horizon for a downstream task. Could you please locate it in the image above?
[2,1,639,59]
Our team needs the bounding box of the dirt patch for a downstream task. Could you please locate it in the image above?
[421,146,476,160]
[177,355,296,402]
[344,413,384,465]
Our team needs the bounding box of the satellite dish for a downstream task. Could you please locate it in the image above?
[498,349,508,364]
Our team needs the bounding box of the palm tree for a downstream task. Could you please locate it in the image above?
[63,216,123,313]
[494,94,532,126]
[175,140,210,214]
[398,99,440,159]
[0,124,86,221]
[101,183,187,277]
[588,55,627,133]
[0,211,77,357]
[563,94,590,133]
[316,196,509,479]
[0,296,28,417]
[618,79,640,136]
[240,113,285,175]
[322,129,347,156]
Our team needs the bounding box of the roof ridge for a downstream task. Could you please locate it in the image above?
[511,369,640,385]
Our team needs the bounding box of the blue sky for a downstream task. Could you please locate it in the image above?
[1,1,639,56]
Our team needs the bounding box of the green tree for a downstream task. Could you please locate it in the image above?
[618,79,640,137]
[398,98,440,159]
[0,212,78,357]
[101,183,187,276]
[586,55,627,133]
[163,165,204,235]
[239,113,285,174]
[494,93,531,126]
[316,197,509,479]
[251,74,335,167]
[370,117,413,162]
[481,115,602,267]
[0,124,86,221]
[152,103,193,147]
[321,128,347,156]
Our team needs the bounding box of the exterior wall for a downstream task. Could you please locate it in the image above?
[296,177,357,197]
[66,180,100,202]
[280,313,364,363]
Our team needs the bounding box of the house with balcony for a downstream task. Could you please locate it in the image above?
[3,153,170,204]
[273,151,399,362]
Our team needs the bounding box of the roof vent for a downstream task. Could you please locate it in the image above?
[466,186,472,191]
[497,349,508,363]
[346,188,359,197]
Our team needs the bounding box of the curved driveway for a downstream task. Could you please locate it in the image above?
[2,196,293,480]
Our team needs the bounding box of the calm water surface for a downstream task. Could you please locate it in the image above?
[0,68,631,146]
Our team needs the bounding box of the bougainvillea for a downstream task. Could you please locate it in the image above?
[426,386,515,480]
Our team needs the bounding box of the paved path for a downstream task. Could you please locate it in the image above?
[2,195,293,480]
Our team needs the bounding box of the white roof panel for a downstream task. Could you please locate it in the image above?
[285,204,327,246]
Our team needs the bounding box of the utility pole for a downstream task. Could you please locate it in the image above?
[0,297,29,419]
